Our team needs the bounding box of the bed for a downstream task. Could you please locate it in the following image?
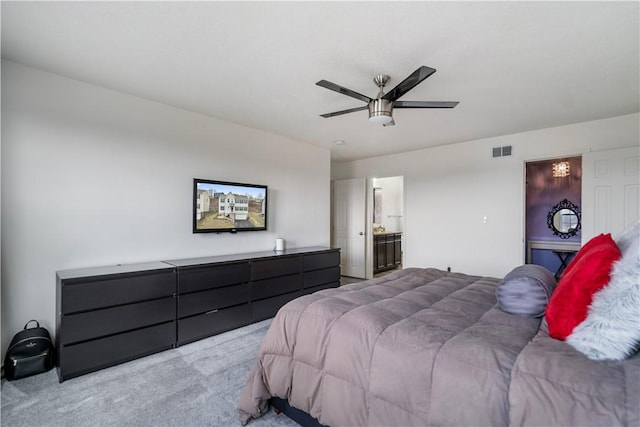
[237,264,640,426]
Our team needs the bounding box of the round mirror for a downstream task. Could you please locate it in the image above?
[547,199,581,238]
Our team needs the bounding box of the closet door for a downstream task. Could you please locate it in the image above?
[332,178,366,278]
[582,146,639,241]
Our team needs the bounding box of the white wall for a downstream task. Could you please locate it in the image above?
[1,61,331,357]
[333,113,639,277]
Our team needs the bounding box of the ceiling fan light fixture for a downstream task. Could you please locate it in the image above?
[368,112,393,124]
[368,99,393,125]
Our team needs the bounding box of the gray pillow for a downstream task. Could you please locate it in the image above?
[496,264,557,318]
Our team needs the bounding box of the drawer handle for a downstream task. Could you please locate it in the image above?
[205,309,219,315]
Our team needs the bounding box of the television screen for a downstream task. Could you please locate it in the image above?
[193,178,267,233]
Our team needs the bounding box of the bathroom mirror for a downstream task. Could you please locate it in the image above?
[373,188,382,224]
[546,199,581,238]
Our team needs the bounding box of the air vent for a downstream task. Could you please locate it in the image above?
[492,145,513,158]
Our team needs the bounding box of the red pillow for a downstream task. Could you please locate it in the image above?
[546,234,621,340]
[561,233,612,279]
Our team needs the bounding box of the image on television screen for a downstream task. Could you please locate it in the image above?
[193,178,267,233]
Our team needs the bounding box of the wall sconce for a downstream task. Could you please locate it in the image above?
[552,161,570,178]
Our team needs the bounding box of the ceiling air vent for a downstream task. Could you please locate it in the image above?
[492,145,513,158]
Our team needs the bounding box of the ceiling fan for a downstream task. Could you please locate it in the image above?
[316,66,458,126]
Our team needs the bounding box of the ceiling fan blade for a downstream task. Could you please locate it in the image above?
[383,118,396,127]
[382,66,436,102]
[394,100,459,108]
[320,105,368,118]
[316,80,372,103]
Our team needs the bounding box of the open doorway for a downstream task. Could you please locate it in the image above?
[525,156,582,278]
[371,176,404,278]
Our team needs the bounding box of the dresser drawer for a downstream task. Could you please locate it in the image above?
[178,262,250,294]
[303,266,340,289]
[251,256,301,281]
[251,292,301,322]
[304,251,340,272]
[58,322,175,381]
[177,304,250,346]
[178,283,250,318]
[252,274,301,300]
[61,297,175,345]
[61,270,175,314]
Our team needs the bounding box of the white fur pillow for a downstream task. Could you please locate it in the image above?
[616,220,640,255]
[567,225,640,360]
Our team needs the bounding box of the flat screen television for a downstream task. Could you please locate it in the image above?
[193,178,268,233]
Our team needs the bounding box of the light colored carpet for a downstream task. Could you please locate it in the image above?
[1,319,297,427]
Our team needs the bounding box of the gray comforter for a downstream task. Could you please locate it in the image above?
[237,268,640,426]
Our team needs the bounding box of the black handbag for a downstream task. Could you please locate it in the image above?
[4,320,54,380]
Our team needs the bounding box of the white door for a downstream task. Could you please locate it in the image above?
[582,146,640,241]
[332,178,366,278]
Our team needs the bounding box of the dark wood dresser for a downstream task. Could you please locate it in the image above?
[56,247,340,381]
[55,262,176,382]
[165,247,340,346]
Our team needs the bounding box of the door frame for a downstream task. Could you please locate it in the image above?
[331,175,406,280]
[366,175,406,279]
[523,154,582,264]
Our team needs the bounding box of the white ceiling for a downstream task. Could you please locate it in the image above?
[2,1,638,162]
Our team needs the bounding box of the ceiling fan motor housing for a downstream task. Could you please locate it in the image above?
[368,98,393,123]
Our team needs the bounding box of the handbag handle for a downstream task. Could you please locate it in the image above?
[24,320,40,329]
